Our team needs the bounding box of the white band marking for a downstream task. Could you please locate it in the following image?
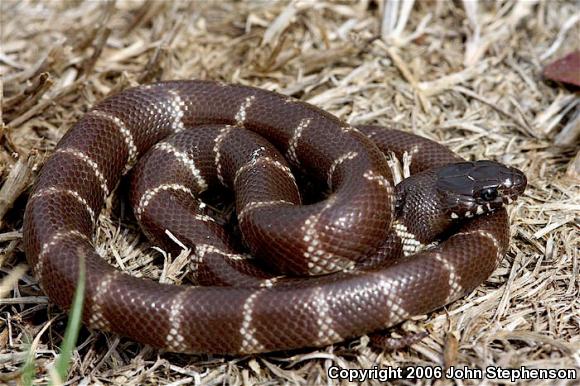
[301,197,353,274]
[258,276,283,288]
[238,200,294,222]
[31,187,96,224]
[392,220,424,256]
[56,148,109,199]
[88,271,119,331]
[363,169,393,191]
[213,126,234,186]
[373,274,411,324]
[235,95,256,126]
[327,151,358,188]
[90,110,138,170]
[165,290,189,351]
[195,244,252,261]
[312,288,342,345]
[234,156,296,188]
[136,183,194,218]
[286,118,312,166]
[433,253,464,303]
[167,89,186,133]
[239,290,266,353]
[153,142,208,191]
[34,230,89,282]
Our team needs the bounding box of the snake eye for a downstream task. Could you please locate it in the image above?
[480,188,498,201]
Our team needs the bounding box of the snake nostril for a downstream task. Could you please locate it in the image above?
[513,170,527,190]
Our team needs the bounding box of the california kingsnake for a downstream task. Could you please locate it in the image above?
[23,80,526,354]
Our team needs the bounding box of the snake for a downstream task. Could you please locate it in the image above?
[22,80,527,354]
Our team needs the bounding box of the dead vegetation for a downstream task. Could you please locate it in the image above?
[0,0,578,385]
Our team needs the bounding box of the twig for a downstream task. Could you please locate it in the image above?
[0,296,49,305]
[385,46,429,112]
[0,230,21,243]
[0,265,27,298]
[7,81,82,127]
[3,72,54,118]
[0,152,36,227]
[540,13,580,61]
[453,86,533,135]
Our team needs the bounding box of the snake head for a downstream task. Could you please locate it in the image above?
[436,160,527,220]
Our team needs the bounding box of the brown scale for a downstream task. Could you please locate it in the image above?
[23,80,525,354]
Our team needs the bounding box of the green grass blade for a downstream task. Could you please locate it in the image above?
[51,251,86,385]
[21,335,35,386]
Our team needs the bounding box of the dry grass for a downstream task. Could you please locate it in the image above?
[1,0,579,385]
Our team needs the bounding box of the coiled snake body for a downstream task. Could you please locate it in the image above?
[23,80,526,354]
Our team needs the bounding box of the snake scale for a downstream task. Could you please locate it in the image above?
[23,80,526,354]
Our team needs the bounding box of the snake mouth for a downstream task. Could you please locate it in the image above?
[499,172,527,205]
[450,190,511,219]
[501,194,516,205]
[458,185,523,218]
[467,199,501,217]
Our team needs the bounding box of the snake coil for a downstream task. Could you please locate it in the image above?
[23,80,525,354]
